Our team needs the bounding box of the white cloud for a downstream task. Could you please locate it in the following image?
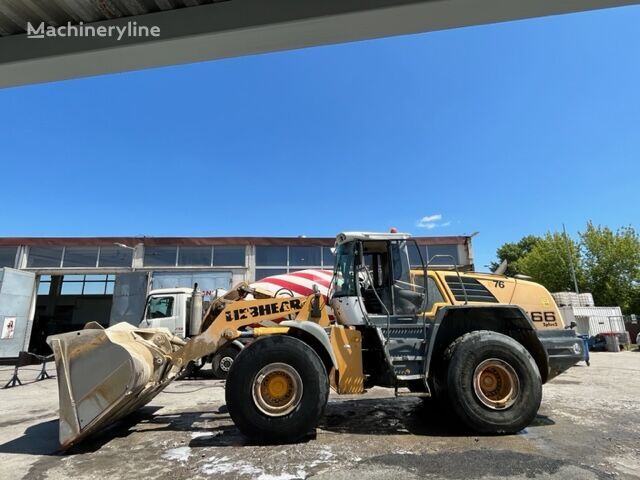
[418,214,442,224]
[416,214,451,229]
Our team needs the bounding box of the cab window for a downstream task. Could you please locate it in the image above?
[147,296,174,319]
[415,276,445,311]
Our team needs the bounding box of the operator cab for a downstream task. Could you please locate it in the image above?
[329,232,430,385]
[330,232,427,324]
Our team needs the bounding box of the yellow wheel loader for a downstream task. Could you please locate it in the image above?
[47,232,584,448]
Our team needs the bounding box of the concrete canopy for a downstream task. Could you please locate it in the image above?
[0,0,637,88]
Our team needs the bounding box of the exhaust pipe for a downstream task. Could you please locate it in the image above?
[189,283,204,337]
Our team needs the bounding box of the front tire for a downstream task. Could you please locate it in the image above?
[225,335,329,443]
[445,330,542,434]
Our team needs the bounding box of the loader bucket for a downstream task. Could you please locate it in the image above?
[47,322,184,449]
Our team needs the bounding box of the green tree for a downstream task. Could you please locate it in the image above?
[490,235,540,276]
[629,286,640,314]
[580,222,640,313]
[517,232,583,293]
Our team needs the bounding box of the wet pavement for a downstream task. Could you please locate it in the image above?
[0,350,638,480]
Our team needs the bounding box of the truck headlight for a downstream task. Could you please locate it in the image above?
[572,343,582,354]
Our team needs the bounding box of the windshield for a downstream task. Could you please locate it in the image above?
[332,241,357,297]
[146,296,174,319]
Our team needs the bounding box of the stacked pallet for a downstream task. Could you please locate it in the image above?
[552,292,594,307]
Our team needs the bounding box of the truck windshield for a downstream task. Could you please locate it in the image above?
[146,296,174,319]
[332,241,357,297]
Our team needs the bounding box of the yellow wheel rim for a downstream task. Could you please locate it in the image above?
[252,363,303,417]
[473,358,520,410]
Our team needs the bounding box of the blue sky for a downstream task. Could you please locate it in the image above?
[1,5,638,270]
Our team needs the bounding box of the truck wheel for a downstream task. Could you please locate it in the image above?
[177,357,205,379]
[212,346,239,379]
[225,335,329,444]
[444,330,542,434]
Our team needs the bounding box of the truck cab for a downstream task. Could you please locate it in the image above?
[141,287,195,337]
[141,287,238,377]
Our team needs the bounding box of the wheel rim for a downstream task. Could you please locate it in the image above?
[252,363,303,417]
[219,356,234,373]
[473,358,520,410]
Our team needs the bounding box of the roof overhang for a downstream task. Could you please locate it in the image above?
[0,235,469,247]
[0,0,636,88]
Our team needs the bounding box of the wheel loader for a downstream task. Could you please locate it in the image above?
[47,231,584,448]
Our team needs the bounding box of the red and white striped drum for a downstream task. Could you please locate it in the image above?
[250,269,333,300]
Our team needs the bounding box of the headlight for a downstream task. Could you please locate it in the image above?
[572,342,582,354]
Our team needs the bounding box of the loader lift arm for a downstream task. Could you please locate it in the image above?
[47,283,329,449]
[169,284,330,371]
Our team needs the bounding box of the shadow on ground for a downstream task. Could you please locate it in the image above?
[320,397,556,437]
[0,394,557,456]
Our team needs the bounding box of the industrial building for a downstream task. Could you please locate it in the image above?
[0,234,474,355]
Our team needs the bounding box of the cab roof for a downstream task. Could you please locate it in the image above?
[335,232,412,244]
[148,287,194,295]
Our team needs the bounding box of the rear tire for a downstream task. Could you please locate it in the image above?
[225,335,329,443]
[444,330,542,434]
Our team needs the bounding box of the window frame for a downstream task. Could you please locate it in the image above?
[255,246,333,279]
[59,274,115,296]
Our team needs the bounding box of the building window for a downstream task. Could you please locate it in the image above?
[322,247,335,268]
[255,268,288,280]
[98,246,133,268]
[178,247,212,266]
[63,247,99,268]
[427,245,460,266]
[256,246,288,267]
[37,275,52,295]
[255,245,332,280]
[409,244,460,267]
[27,247,64,268]
[0,247,17,268]
[289,246,321,267]
[213,246,245,267]
[60,274,115,295]
[409,244,426,267]
[144,246,178,267]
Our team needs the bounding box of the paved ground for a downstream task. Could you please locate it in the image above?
[0,350,638,480]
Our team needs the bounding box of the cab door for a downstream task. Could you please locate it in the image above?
[142,294,183,337]
[359,240,427,380]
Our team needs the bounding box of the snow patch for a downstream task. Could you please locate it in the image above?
[608,452,640,477]
[257,469,306,480]
[191,431,220,440]
[162,446,192,463]
[201,455,305,479]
